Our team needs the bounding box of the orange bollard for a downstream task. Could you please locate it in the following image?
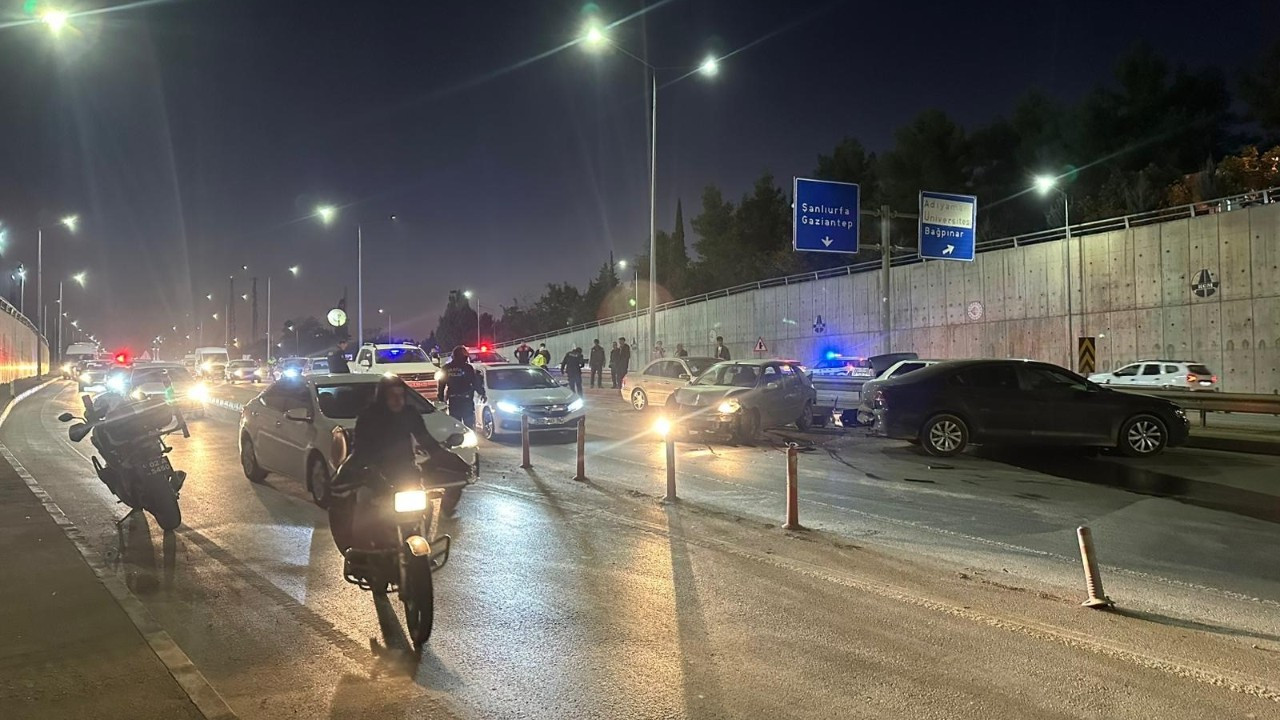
[783,443,802,530]
[573,416,587,482]
[520,413,532,469]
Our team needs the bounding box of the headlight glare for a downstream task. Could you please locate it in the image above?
[460,429,479,448]
[496,400,521,414]
[394,490,428,513]
[717,399,741,414]
[567,398,585,412]
[106,375,126,394]
[188,383,210,403]
[79,373,91,383]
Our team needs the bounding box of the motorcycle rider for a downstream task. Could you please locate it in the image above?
[437,345,487,429]
[328,338,352,374]
[514,342,534,364]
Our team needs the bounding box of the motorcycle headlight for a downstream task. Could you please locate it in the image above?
[496,400,521,414]
[188,383,210,403]
[459,429,479,448]
[567,397,585,413]
[717,399,741,414]
[394,489,428,513]
[106,375,126,394]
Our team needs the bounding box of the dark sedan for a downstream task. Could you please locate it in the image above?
[870,359,1189,458]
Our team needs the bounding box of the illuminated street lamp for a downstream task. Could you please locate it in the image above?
[581,21,720,357]
[36,213,78,372]
[315,205,366,343]
[378,308,391,341]
[56,271,86,362]
[617,259,639,342]
[41,9,70,35]
[1034,174,1077,363]
[464,290,480,345]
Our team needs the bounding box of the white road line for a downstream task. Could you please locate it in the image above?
[0,382,238,720]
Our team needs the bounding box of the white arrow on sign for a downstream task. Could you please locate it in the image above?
[821,236,833,247]
[943,244,955,255]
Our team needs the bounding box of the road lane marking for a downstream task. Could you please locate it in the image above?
[0,442,238,720]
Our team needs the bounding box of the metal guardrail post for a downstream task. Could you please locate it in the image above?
[783,444,801,530]
[1076,526,1114,609]
[573,416,587,482]
[520,414,532,470]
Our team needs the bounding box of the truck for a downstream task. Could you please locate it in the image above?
[193,346,231,380]
[62,342,101,378]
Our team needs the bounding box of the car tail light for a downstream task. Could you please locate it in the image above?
[1186,374,1198,383]
[1211,375,1218,383]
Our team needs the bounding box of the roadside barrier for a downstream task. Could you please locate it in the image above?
[783,443,802,530]
[573,417,587,482]
[520,414,532,470]
[654,418,676,501]
[1076,526,1114,609]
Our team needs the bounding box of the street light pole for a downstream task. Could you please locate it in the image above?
[357,224,364,345]
[647,71,657,361]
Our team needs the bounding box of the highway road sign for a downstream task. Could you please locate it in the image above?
[793,177,860,254]
[919,191,977,261]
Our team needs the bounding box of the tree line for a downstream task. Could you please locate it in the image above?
[431,41,1280,346]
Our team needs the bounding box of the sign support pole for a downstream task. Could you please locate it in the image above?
[880,204,892,346]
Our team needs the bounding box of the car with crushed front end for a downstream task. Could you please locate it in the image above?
[474,363,585,441]
[667,359,817,443]
[238,373,478,511]
[870,359,1189,458]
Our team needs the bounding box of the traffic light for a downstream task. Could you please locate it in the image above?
[113,350,131,365]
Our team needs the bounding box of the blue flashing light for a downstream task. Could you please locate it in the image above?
[825,350,839,360]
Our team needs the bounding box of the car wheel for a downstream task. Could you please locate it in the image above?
[732,409,760,444]
[921,414,968,457]
[795,401,814,431]
[241,436,268,482]
[307,455,331,508]
[630,388,649,411]
[1119,414,1167,457]
[482,409,497,441]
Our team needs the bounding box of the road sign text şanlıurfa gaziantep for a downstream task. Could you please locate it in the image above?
[793,178,860,253]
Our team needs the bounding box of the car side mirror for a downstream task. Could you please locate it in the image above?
[678,373,690,380]
[765,382,780,391]
[284,408,312,422]
[360,359,372,368]
[69,423,91,442]
[558,379,569,387]
[58,412,74,422]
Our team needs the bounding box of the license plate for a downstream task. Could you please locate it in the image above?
[530,417,562,426]
[405,381,432,389]
[144,456,172,475]
[1198,381,1211,386]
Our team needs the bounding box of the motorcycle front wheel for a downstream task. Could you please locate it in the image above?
[145,473,182,531]
[402,553,434,651]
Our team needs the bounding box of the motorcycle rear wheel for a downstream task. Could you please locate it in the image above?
[145,474,182,531]
[402,554,435,651]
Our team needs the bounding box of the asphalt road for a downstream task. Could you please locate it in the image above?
[3,380,1278,719]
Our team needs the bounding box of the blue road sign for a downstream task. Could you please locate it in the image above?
[919,191,977,261]
[793,177,860,254]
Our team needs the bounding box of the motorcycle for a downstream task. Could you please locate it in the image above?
[58,392,190,531]
[328,448,468,651]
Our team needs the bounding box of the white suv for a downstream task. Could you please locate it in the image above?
[351,343,440,397]
[1089,360,1219,392]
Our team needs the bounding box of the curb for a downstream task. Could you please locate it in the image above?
[1184,433,1280,456]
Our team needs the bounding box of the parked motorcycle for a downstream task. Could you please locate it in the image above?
[328,450,468,651]
[58,392,189,531]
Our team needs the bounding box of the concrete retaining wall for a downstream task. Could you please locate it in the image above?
[0,302,49,387]
[501,202,1280,394]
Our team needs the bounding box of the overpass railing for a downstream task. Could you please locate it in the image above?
[502,185,1279,347]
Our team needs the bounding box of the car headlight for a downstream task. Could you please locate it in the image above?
[567,397,585,413]
[283,368,299,378]
[254,368,264,376]
[717,399,741,414]
[79,373,91,383]
[434,369,445,382]
[394,489,428,513]
[496,400,521,414]
[200,362,213,372]
[106,375,126,394]
[188,383,210,403]
[61,363,72,373]
[460,429,479,448]
[130,389,145,401]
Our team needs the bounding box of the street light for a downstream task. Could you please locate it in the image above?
[41,9,70,35]
[1035,174,1077,366]
[464,290,480,345]
[12,265,27,315]
[617,259,639,343]
[56,271,86,363]
[315,205,366,344]
[378,308,391,341]
[36,213,78,372]
[581,22,719,359]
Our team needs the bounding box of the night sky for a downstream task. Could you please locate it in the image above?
[0,0,1275,351]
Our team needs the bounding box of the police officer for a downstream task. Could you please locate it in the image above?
[328,339,351,374]
[437,345,486,429]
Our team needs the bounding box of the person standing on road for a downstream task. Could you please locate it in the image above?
[514,342,533,364]
[609,341,621,388]
[560,346,586,396]
[588,339,605,389]
[618,337,631,384]
[653,340,666,360]
[675,343,689,358]
[328,339,352,374]
[534,343,552,367]
[437,345,487,429]
[714,336,731,361]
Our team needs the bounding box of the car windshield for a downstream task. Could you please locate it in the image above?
[201,353,229,363]
[85,362,110,371]
[470,351,508,364]
[694,363,762,388]
[315,382,434,419]
[486,367,558,390]
[132,368,192,387]
[310,360,329,372]
[229,360,256,368]
[685,358,716,377]
[281,358,307,369]
[375,347,429,364]
[1188,364,1213,375]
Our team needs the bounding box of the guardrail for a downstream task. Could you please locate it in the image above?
[501,185,1280,347]
[1111,388,1280,427]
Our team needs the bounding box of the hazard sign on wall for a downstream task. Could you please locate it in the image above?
[754,337,768,353]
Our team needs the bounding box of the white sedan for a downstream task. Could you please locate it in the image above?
[238,374,477,506]
[475,364,585,441]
